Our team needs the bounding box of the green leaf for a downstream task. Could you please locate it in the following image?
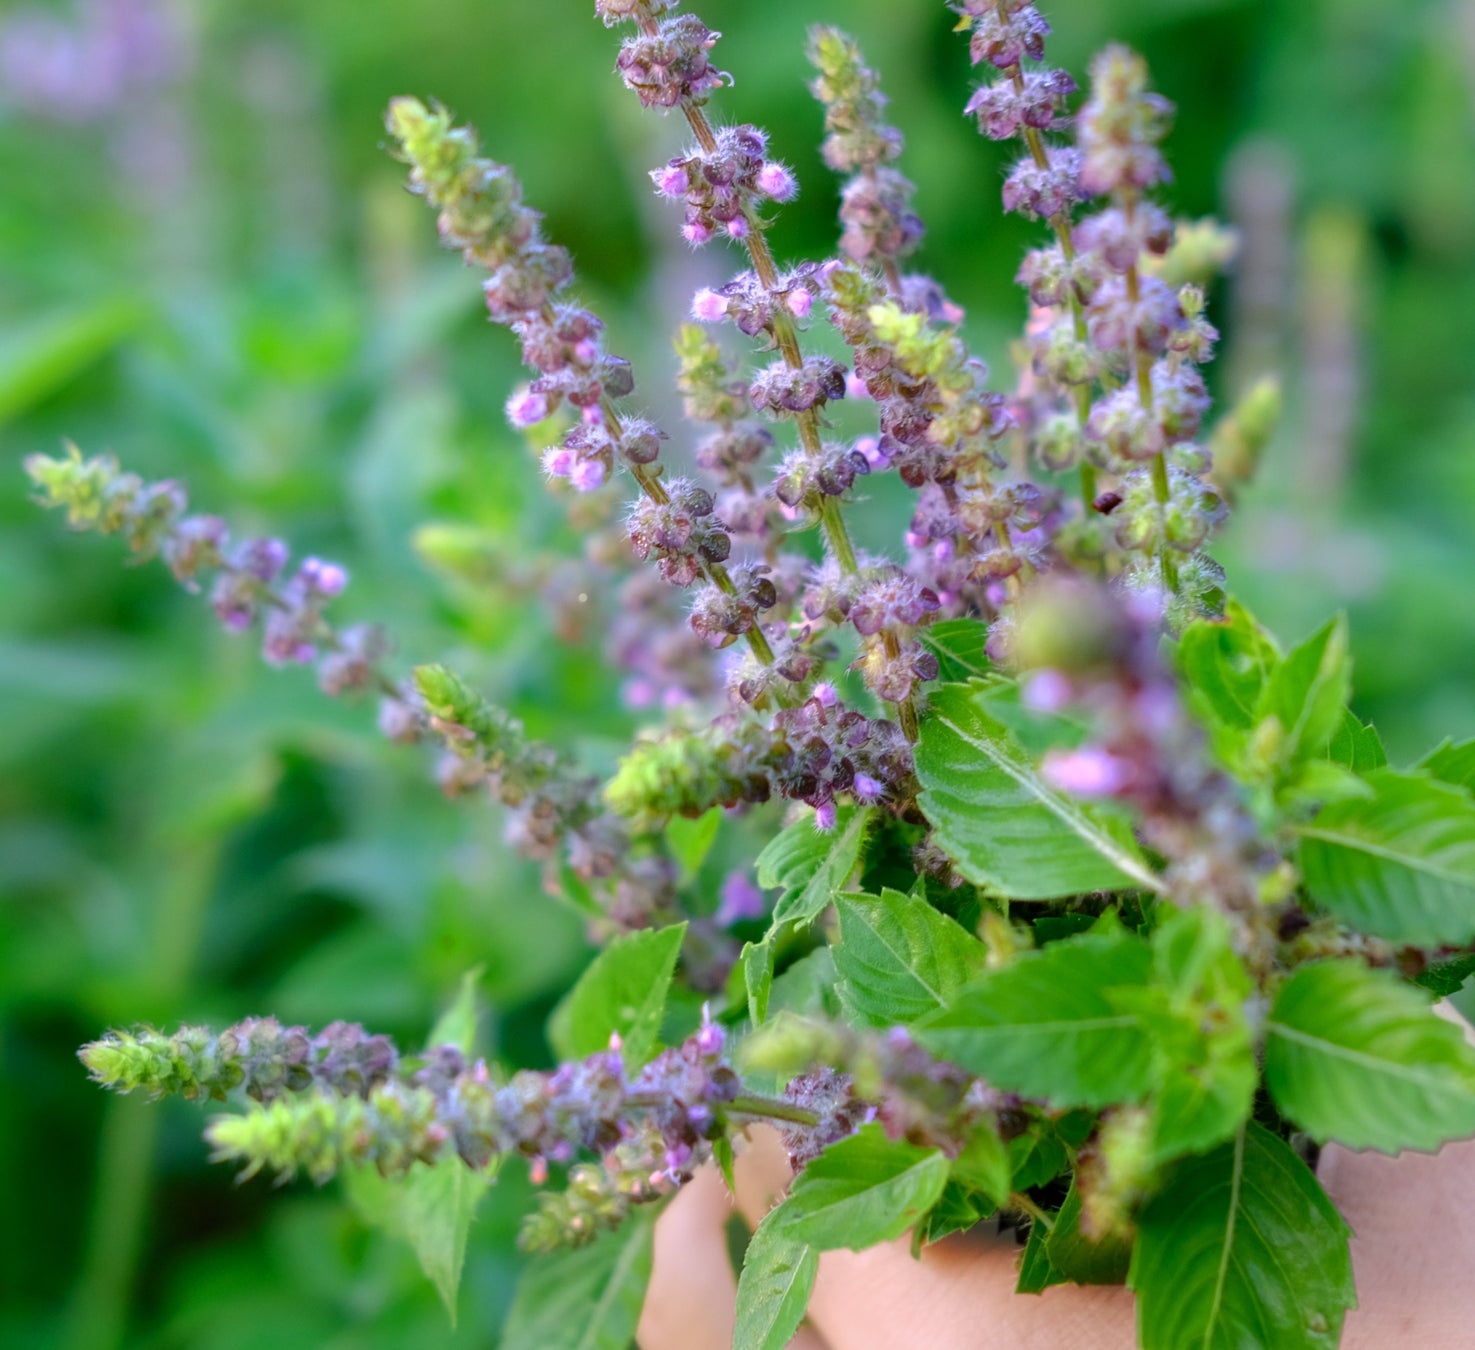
[344,970,495,1318]
[769,1124,949,1251]
[917,684,1161,899]
[743,938,774,1026]
[759,806,876,936]
[1130,1123,1354,1350]
[0,298,145,424]
[1143,910,1256,1163]
[1413,952,1475,997]
[733,1212,818,1350]
[1265,959,1475,1153]
[949,1126,1012,1210]
[833,889,988,1026]
[1422,737,1475,793]
[766,946,840,1021]
[1178,601,1281,736]
[917,1180,996,1245]
[1045,1181,1133,1285]
[1298,771,1475,946]
[428,966,484,1055]
[1260,614,1351,766]
[920,618,993,683]
[917,931,1157,1108]
[666,807,721,879]
[1016,1219,1067,1294]
[548,924,686,1069]
[502,1210,656,1350]
[1326,710,1387,772]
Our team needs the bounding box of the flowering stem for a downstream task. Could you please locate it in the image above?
[1012,1190,1056,1232]
[725,1093,821,1127]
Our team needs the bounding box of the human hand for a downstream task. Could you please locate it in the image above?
[638,1010,1475,1350]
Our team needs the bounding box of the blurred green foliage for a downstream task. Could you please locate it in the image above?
[1,0,1472,1345]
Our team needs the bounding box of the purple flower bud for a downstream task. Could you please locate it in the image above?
[813,682,839,707]
[691,288,728,322]
[300,557,348,598]
[506,387,550,429]
[1042,747,1133,796]
[814,800,838,831]
[541,446,576,479]
[716,870,766,925]
[786,288,813,319]
[725,216,749,240]
[570,458,608,492]
[682,220,713,246]
[653,163,689,197]
[757,162,798,202]
[852,773,884,803]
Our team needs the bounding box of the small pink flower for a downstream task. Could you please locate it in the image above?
[505,388,550,429]
[682,220,713,246]
[814,800,838,831]
[853,773,884,803]
[569,457,607,492]
[691,288,728,322]
[1042,748,1132,796]
[813,682,839,707]
[786,288,813,319]
[541,446,575,479]
[757,162,797,202]
[725,216,750,240]
[653,164,689,198]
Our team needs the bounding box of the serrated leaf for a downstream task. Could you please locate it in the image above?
[917,684,1161,899]
[833,889,988,1026]
[949,1125,1012,1210]
[759,806,876,936]
[916,931,1156,1108]
[1259,614,1350,766]
[1045,1181,1132,1285]
[1327,710,1387,772]
[1422,737,1475,793]
[1130,1123,1354,1350]
[917,1180,995,1246]
[1414,952,1475,996]
[548,924,686,1069]
[920,617,992,683]
[1143,910,1255,1163]
[1016,1219,1066,1294]
[1265,959,1475,1153]
[743,938,774,1026]
[1298,770,1475,946]
[733,1212,817,1350]
[502,1210,655,1350]
[769,1124,949,1250]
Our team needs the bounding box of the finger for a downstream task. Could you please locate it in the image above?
[732,1126,1136,1350]
[1316,999,1475,1349]
[637,1166,738,1350]
[639,1161,829,1350]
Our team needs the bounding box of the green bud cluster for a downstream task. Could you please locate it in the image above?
[206,1083,446,1184]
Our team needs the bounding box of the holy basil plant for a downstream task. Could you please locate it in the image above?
[27,2,1475,1348]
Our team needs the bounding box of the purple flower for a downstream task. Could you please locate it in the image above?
[691,288,728,322]
[716,871,766,926]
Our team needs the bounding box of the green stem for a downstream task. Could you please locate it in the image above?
[726,1094,821,1127]
[1011,1192,1057,1233]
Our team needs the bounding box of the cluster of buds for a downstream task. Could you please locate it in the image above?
[1015,580,1269,911]
[652,124,797,245]
[748,1019,1020,1170]
[674,323,776,545]
[83,1006,849,1252]
[953,13,1237,619]
[603,685,914,825]
[806,26,922,270]
[79,1018,398,1104]
[25,446,406,710]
